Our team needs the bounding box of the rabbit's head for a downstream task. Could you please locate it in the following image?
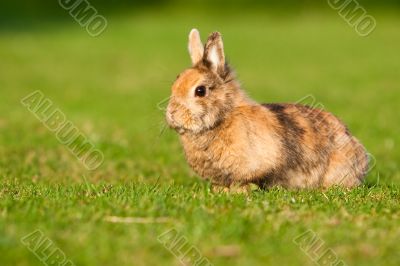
[166,29,244,134]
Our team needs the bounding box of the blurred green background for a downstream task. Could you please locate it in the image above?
[1,1,400,266]
[1,0,400,24]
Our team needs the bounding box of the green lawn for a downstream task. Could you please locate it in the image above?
[1,8,400,266]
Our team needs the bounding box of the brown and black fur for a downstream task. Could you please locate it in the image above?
[166,29,369,191]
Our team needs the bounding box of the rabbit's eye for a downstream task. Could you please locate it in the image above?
[195,86,206,97]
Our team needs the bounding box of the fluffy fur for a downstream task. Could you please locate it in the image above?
[166,29,369,190]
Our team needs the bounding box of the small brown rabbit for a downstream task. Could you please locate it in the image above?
[166,29,369,191]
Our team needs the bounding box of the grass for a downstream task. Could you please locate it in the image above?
[1,7,400,266]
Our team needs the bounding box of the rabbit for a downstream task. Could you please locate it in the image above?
[166,29,369,192]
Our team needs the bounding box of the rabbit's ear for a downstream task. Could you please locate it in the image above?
[188,29,204,66]
[204,32,225,75]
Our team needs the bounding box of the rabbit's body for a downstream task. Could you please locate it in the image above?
[180,102,368,189]
[166,29,368,190]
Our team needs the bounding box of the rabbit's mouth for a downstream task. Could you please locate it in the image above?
[167,121,196,135]
[167,118,205,135]
[176,127,186,135]
[168,124,191,135]
[166,108,203,134]
[166,112,187,134]
[166,111,222,135]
